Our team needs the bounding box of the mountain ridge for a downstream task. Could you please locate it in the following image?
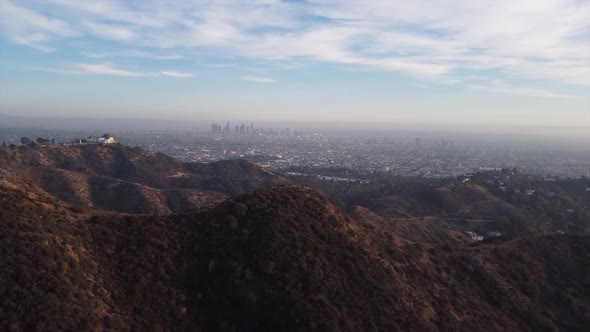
[0,144,285,214]
[1,145,589,331]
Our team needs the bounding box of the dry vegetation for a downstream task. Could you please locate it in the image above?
[1,145,589,331]
[0,144,283,214]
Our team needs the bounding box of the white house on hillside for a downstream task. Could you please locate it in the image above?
[465,231,484,241]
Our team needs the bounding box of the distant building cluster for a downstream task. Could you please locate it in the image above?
[210,122,303,136]
[3,128,588,179]
[111,130,590,180]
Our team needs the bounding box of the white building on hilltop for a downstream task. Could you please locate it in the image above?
[98,133,116,144]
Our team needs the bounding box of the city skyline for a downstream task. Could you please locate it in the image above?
[1,0,589,129]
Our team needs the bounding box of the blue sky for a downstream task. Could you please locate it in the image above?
[0,0,589,128]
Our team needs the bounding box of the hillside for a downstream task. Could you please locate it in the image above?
[0,144,285,214]
[1,182,589,331]
[291,173,588,242]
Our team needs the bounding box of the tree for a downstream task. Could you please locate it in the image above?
[36,138,50,145]
[20,137,32,146]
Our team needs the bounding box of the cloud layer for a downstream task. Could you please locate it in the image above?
[242,76,277,83]
[1,0,589,92]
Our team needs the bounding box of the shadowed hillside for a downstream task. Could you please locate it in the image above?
[1,182,588,331]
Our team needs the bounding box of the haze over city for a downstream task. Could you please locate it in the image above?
[1,0,589,134]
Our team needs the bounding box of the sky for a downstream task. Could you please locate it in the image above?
[0,0,589,130]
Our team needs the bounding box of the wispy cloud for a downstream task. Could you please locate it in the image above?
[29,63,154,77]
[81,50,185,60]
[0,0,80,52]
[83,21,137,41]
[46,0,172,28]
[3,0,589,93]
[468,82,575,99]
[26,66,82,75]
[28,63,195,78]
[12,36,56,53]
[200,62,238,68]
[242,76,276,83]
[75,62,152,77]
[159,70,193,78]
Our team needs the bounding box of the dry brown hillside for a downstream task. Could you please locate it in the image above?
[0,144,285,214]
[1,182,589,331]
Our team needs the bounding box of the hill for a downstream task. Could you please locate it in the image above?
[290,172,590,243]
[1,182,589,331]
[0,144,285,214]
